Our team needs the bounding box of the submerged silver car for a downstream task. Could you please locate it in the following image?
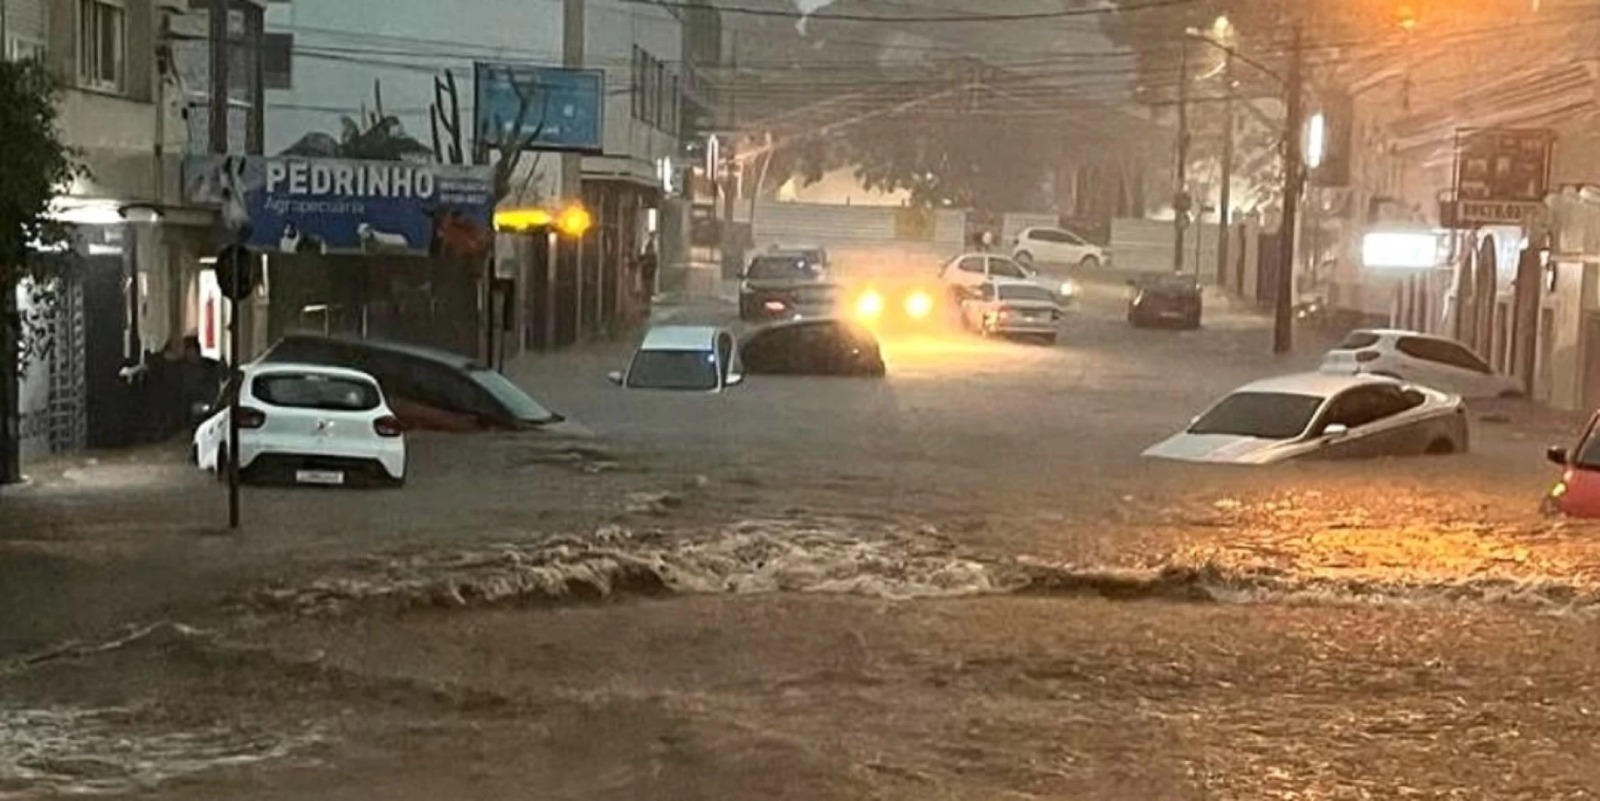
[1144,372,1468,465]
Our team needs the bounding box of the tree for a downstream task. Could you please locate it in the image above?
[1,58,82,486]
[842,116,1054,212]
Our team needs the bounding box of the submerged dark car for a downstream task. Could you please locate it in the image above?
[1128,274,1203,329]
[738,253,837,322]
[739,318,885,377]
[259,334,563,431]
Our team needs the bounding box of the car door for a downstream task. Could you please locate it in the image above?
[986,256,1029,282]
[1426,339,1502,396]
[739,328,786,375]
[1394,336,1489,393]
[947,256,988,290]
[195,372,241,466]
[1308,385,1425,459]
[1037,229,1078,264]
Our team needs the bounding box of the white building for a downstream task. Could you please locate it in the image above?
[262,0,685,206]
[5,0,244,462]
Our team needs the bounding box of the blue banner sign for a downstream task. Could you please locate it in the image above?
[474,63,605,154]
[184,155,495,259]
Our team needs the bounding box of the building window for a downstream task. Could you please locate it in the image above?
[77,0,126,92]
[263,32,293,89]
[6,36,47,62]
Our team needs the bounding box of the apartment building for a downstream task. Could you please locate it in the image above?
[5,0,261,461]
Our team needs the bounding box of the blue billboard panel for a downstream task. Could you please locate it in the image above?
[184,155,495,259]
[474,63,605,154]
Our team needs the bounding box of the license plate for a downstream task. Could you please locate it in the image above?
[295,469,345,485]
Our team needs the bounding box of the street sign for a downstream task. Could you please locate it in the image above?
[1441,199,1546,229]
[214,244,258,301]
[1448,127,1554,229]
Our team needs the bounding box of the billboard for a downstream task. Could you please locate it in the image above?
[1447,128,1554,228]
[184,155,495,259]
[474,63,605,154]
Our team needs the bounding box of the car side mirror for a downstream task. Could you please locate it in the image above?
[606,370,624,386]
[725,372,745,387]
[1548,446,1570,466]
[1322,423,1350,439]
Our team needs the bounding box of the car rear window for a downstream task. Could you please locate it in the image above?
[253,372,380,411]
[1335,332,1381,350]
[747,256,819,280]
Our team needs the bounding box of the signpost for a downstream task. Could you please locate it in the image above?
[1445,128,1554,229]
[216,243,255,530]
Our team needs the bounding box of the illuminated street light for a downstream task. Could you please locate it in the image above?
[1306,112,1327,170]
[494,207,553,232]
[556,205,593,238]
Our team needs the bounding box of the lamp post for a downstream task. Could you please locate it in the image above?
[1173,36,1190,273]
[1186,18,1301,354]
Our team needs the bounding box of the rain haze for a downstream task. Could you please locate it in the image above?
[5,0,1600,798]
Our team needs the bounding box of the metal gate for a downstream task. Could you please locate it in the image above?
[17,277,88,460]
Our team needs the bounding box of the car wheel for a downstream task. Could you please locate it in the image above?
[1040,333,1058,346]
[1187,313,1202,330]
[1425,438,1456,455]
[1079,255,1101,270]
[1498,388,1526,399]
[1015,251,1034,267]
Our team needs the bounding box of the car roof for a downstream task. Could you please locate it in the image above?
[1234,371,1398,397]
[640,325,722,351]
[1351,327,1465,344]
[747,317,876,338]
[246,361,378,382]
[273,332,480,370]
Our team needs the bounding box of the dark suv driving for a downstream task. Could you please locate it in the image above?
[738,252,837,322]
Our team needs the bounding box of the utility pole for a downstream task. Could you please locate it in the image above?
[562,0,585,339]
[1216,47,1235,288]
[208,0,229,154]
[1274,21,1305,355]
[209,0,244,528]
[1173,37,1190,273]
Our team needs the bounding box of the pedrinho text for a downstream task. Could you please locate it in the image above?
[264,159,437,200]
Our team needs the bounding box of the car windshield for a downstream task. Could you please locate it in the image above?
[253,372,380,411]
[996,284,1055,303]
[627,349,720,390]
[1187,391,1325,439]
[469,369,559,423]
[747,256,819,280]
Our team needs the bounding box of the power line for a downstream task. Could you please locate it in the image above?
[618,0,1199,24]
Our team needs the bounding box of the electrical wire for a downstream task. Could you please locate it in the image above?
[617,0,1199,24]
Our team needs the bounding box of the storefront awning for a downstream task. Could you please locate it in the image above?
[1388,61,1599,163]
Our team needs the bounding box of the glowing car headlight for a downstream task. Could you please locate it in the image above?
[855,290,885,320]
[904,290,934,319]
[1060,280,1079,298]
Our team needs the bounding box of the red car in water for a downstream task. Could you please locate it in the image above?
[1544,413,1600,517]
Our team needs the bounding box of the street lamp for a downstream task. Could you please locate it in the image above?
[1184,21,1304,354]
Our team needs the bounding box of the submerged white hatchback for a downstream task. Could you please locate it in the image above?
[193,362,407,486]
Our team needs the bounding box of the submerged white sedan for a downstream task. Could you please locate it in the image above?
[1144,372,1469,465]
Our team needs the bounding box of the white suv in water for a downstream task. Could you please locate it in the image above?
[194,362,407,486]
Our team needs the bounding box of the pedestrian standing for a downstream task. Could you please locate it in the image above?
[639,234,660,302]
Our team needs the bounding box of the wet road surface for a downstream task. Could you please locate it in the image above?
[3,279,1598,798]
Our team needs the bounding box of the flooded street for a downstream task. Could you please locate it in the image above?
[5,284,1600,798]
